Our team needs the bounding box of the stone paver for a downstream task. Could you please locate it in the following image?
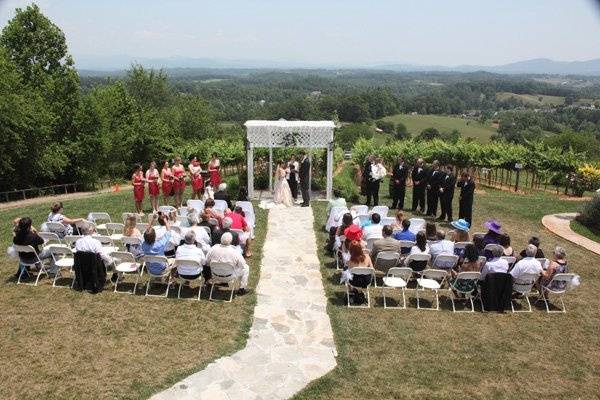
[150,206,337,400]
[542,213,600,256]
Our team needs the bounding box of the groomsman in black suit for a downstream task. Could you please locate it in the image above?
[362,155,374,206]
[426,160,444,216]
[391,156,408,210]
[438,164,456,222]
[457,171,476,225]
[299,151,311,207]
[411,158,427,213]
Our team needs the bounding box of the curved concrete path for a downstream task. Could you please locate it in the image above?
[542,213,600,256]
[151,206,337,400]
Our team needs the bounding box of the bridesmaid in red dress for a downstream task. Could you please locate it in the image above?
[132,164,146,215]
[172,156,187,208]
[161,160,174,206]
[188,156,204,200]
[146,161,160,213]
[208,152,222,188]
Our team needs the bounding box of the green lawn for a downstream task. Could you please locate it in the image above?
[0,188,267,400]
[496,92,595,107]
[381,113,497,143]
[294,178,600,399]
[571,219,600,244]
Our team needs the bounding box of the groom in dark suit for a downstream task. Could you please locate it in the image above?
[299,151,310,207]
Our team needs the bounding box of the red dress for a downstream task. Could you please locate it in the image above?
[208,160,221,187]
[162,169,173,196]
[190,162,204,192]
[133,174,145,202]
[173,166,186,192]
[147,169,160,196]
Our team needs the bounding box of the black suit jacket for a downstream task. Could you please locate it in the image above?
[392,163,408,186]
[299,158,310,183]
[411,166,428,188]
[428,169,445,191]
[457,178,475,201]
[214,190,232,210]
[441,173,456,195]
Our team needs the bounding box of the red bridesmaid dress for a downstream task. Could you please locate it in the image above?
[208,160,221,188]
[162,169,173,196]
[133,174,145,201]
[173,166,186,192]
[147,170,160,196]
[190,162,204,192]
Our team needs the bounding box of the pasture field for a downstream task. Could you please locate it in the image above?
[496,92,595,107]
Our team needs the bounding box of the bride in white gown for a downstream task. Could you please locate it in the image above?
[273,161,294,207]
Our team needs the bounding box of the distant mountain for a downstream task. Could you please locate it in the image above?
[75,55,600,76]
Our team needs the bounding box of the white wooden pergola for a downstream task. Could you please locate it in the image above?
[244,120,336,200]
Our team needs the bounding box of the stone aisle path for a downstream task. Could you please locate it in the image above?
[151,206,337,400]
[542,213,600,256]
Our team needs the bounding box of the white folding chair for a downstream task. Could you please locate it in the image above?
[213,200,228,212]
[170,226,182,236]
[381,217,395,226]
[45,221,67,238]
[374,251,400,286]
[209,262,239,302]
[408,218,425,234]
[235,201,254,215]
[122,212,142,224]
[352,205,368,215]
[88,212,111,232]
[398,240,415,256]
[404,253,431,278]
[432,254,459,272]
[48,246,75,288]
[502,256,517,269]
[473,232,486,237]
[174,259,204,300]
[105,222,124,242]
[94,235,118,253]
[366,237,381,252]
[335,235,346,270]
[143,255,172,297]
[484,244,503,254]
[159,205,177,215]
[357,214,370,226]
[38,232,67,252]
[478,256,487,266]
[382,267,412,309]
[371,206,389,217]
[448,271,481,312]
[416,269,447,310]
[187,199,205,213]
[13,245,48,286]
[511,272,540,313]
[454,241,473,256]
[346,267,375,308]
[176,215,190,227]
[536,273,577,313]
[111,251,142,294]
[64,235,82,248]
[536,258,549,269]
[178,207,189,217]
[326,207,348,232]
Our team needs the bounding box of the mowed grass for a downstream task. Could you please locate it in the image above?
[496,92,595,107]
[294,178,600,399]
[382,113,497,143]
[571,219,600,244]
[0,188,267,400]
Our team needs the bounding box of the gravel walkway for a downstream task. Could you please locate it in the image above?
[150,205,337,400]
[542,213,600,256]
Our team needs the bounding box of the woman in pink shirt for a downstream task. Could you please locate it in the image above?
[226,206,252,257]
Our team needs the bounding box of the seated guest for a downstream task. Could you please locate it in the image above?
[483,220,502,246]
[237,186,249,202]
[393,219,416,241]
[175,230,206,280]
[429,230,455,267]
[450,243,482,293]
[510,244,542,283]
[198,212,213,230]
[425,222,437,241]
[341,240,375,305]
[47,202,84,237]
[326,189,347,215]
[410,231,430,255]
[479,245,509,280]
[75,222,114,279]
[362,213,383,240]
[203,198,223,227]
[329,213,354,253]
[499,233,514,256]
[450,219,470,242]
[473,233,486,257]
[518,236,544,260]
[205,232,250,295]
[154,212,180,257]
[371,225,402,261]
[186,214,212,253]
[141,215,173,275]
[540,246,569,290]
[213,183,232,210]
[123,214,143,258]
[391,211,404,231]
[211,217,240,247]
[13,217,49,278]
[225,207,252,257]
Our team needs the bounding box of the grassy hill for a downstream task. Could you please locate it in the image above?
[381,113,497,143]
[496,92,596,107]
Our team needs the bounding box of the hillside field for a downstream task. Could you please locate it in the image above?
[496,92,596,107]
[382,113,497,143]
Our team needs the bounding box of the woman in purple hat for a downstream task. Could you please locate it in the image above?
[483,220,502,246]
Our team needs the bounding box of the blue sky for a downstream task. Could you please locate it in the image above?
[1,0,600,66]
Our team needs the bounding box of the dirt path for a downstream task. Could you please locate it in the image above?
[542,213,600,256]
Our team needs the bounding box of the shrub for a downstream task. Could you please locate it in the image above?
[375,120,395,134]
[577,193,600,230]
[223,175,240,200]
[333,163,360,203]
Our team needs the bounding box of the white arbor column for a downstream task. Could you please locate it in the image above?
[247,147,254,199]
[308,149,313,200]
[268,146,273,192]
[326,142,333,200]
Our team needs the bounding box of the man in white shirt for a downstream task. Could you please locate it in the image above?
[75,223,113,266]
[205,232,250,295]
[429,231,455,268]
[369,157,387,206]
[480,246,510,280]
[187,214,212,253]
[362,213,383,240]
[175,231,206,279]
[510,244,542,283]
